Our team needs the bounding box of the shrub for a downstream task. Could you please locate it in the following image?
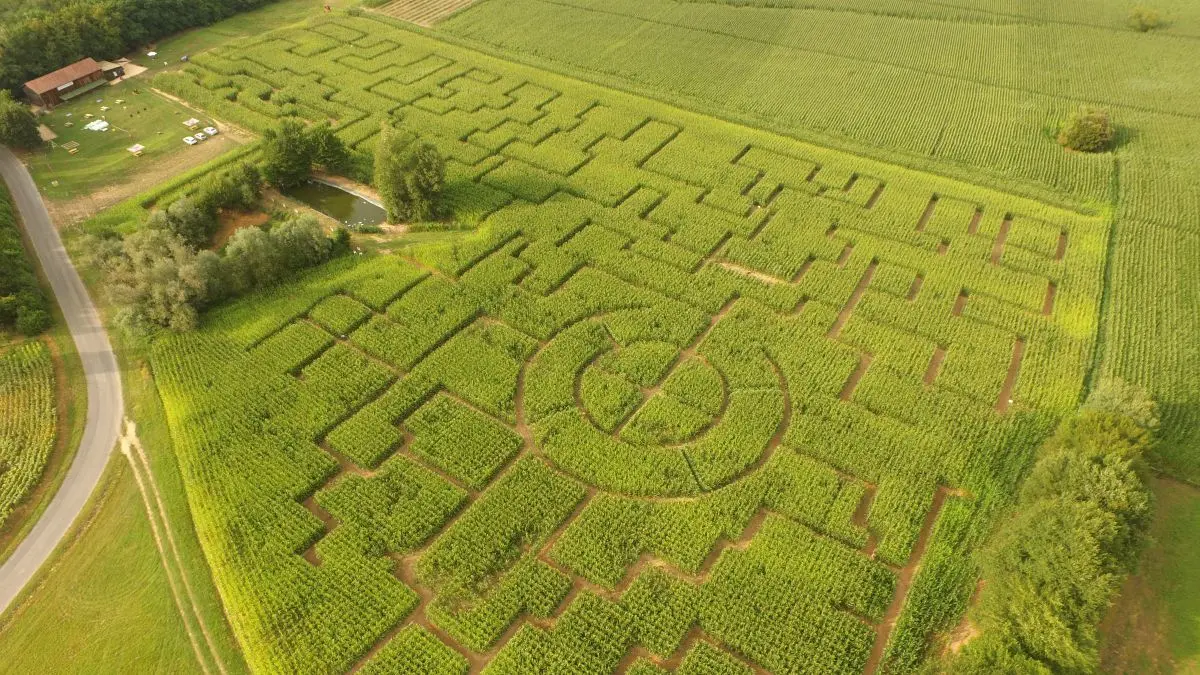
[1128,6,1162,32]
[1057,106,1115,153]
[261,119,313,188]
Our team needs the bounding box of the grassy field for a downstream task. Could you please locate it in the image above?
[26,80,230,201]
[1100,477,1200,673]
[138,14,1112,672]
[0,459,201,673]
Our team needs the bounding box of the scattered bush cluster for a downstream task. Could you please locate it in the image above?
[1128,6,1162,32]
[144,161,261,249]
[98,212,336,334]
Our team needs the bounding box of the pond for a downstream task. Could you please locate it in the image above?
[283,179,386,227]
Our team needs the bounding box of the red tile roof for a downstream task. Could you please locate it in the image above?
[24,58,101,95]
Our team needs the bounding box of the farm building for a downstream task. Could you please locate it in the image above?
[97,60,127,81]
[22,58,105,108]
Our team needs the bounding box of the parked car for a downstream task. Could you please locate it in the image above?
[183,136,197,145]
[203,126,219,136]
[194,132,207,141]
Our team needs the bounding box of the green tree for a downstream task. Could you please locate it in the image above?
[194,162,261,214]
[954,403,1155,673]
[103,228,220,333]
[1128,6,1162,32]
[374,123,445,223]
[261,119,313,189]
[1083,376,1159,432]
[308,124,350,173]
[221,226,282,294]
[145,197,216,250]
[270,214,331,271]
[1057,106,1115,153]
[0,91,42,150]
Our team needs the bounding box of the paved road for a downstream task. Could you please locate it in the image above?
[0,147,123,615]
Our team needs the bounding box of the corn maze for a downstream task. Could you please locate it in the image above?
[151,15,1109,674]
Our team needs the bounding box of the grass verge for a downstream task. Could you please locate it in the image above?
[0,458,199,673]
[1099,476,1200,673]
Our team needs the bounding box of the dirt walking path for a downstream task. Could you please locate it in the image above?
[120,420,228,675]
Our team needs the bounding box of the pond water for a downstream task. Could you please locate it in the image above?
[283,180,386,227]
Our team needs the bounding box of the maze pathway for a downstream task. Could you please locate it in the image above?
[150,14,1110,675]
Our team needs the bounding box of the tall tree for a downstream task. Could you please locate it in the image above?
[373,123,445,223]
[261,119,313,189]
[103,228,220,333]
[0,91,41,150]
[308,124,350,173]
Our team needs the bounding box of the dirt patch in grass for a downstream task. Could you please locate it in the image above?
[211,209,269,249]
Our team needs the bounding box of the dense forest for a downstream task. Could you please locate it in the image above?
[0,0,281,93]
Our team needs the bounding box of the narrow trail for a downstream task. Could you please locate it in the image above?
[862,486,953,675]
[120,420,227,675]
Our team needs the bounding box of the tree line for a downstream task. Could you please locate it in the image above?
[953,378,1157,674]
[0,0,283,95]
[0,184,51,335]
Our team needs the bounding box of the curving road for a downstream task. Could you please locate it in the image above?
[0,147,123,615]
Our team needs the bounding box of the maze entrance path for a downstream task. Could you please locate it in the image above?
[151,14,1109,675]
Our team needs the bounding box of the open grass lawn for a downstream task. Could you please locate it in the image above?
[0,460,200,674]
[26,80,229,201]
[1101,477,1200,673]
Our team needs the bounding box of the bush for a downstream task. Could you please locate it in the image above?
[262,119,313,189]
[1128,6,1162,32]
[193,162,261,215]
[1057,106,1115,153]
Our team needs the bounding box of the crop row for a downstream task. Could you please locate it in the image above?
[0,341,56,530]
